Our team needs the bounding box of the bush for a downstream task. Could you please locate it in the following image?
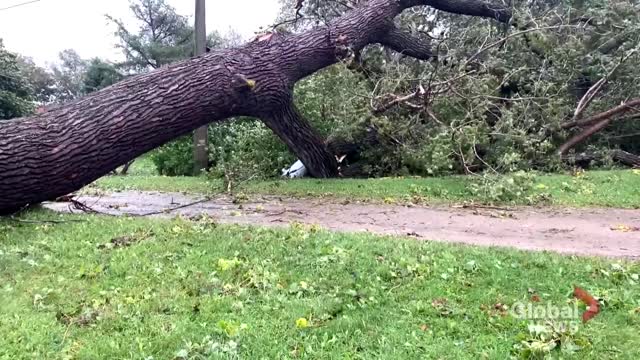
[469,171,538,204]
[208,118,294,181]
[150,135,194,176]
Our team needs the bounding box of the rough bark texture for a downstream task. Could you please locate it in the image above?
[612,149,640,167]
[0,0,510,214]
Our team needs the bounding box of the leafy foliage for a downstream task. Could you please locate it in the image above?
[0,39,34,120]
[156,0,640,179]
[207,118,293,181]
[150,135,195,176]
[83,59,124,94]
[49,49,88,102]
[266,0,640,177]
[15,56,56,105]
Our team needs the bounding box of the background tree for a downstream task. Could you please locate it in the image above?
[15,56,56,105]
[107,0,194,72]
[49,49,88,103]
[0,39,34,120]
[83,58,124,94]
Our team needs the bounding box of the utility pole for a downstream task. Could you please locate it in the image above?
[193,0,208,175]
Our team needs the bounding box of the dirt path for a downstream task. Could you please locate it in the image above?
[44,191,640,259]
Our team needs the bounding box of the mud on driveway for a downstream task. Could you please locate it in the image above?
[44,191,640,259]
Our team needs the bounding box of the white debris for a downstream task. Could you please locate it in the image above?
[281,160,307,178]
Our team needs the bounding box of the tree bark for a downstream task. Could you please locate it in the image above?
[0,0,510,214]
[119,160,135,175]
[612,149,640,167]
[263,102,339,178]
[563,149,640,168]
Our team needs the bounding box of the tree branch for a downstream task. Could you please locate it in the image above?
[558,118,612,155]
[558,100,640,155]
[417,0,511,23]
[373,84,427,114]
[561,98,640,129]
[380,27,434,60]
[262,103,339,178]
[598,32,632,55]
[572,50,634,120]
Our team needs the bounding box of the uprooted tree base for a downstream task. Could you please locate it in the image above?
[0,0,512,214]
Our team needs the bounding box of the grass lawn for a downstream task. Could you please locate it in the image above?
[1,211,639,359]
[94,157,640,208]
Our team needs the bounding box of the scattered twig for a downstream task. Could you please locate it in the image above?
[466,24,580,65]
[133,198,212,217]
[69,199,107,215]
[265,208,307,217]
[454,203,515,212]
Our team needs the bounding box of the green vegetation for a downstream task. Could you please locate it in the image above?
[94,157,218,194]
[151,0,640,179]
[94,158,640,208]
[0,40,35,120]
[1,211,639,359]
[248,170,640,208]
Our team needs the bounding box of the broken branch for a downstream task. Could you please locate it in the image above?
[561,98,640,129]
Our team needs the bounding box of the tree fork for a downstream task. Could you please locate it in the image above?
[263,103,339,178]
[0,0,510,214]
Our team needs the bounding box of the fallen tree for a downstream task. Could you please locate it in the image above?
[564,149,640,169]
[0,0,510,214]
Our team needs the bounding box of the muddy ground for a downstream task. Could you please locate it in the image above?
[44,191,640,259]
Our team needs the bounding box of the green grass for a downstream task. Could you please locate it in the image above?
[95,157,220,194]
[94,158,640,208]
[94,174,217,194]
[247,170,640,208]
[1,211,639,359]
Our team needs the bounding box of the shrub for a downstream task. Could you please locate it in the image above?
[150,135,194,176]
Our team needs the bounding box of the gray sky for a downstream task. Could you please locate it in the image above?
[0,0,281,66]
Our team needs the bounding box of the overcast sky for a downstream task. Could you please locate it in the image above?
[0,0,281,66]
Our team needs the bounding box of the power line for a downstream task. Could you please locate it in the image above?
[0,0,40,12]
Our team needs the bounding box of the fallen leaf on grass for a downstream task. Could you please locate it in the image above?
[56,308,100,327]
[574,286,600,323]
[610,224,640,232]
[482,303,508,317]
[97,230,153,249]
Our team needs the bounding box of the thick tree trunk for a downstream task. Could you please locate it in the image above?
[0,0,509,214]
[564,149,640,168]
[263,102,339,178]
[612,149,640,167]
[119,160,135,175]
